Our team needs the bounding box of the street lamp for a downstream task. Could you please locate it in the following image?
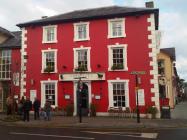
[130,71,145,123]
[135,74,140,123]
[77,78,83,123]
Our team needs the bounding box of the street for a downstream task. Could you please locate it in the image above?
[0,125,187,140]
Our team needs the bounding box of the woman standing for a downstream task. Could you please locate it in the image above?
[44,100,52,121]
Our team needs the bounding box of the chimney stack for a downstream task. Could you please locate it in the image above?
[41,16,48,19]
[145,1,154,8]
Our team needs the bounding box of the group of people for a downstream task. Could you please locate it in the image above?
[6,95,52,122]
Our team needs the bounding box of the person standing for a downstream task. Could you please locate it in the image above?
[6,95,13,115]
[19,96,25,119]
[33,97,41,120]
[44,100,52,121]
[23,97,32,122]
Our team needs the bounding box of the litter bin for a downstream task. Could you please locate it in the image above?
[161,106,171,119]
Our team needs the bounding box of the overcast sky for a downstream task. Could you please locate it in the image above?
[0,0,186,81]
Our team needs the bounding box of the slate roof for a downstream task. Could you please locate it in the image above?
[17,6,159,29]
[0,31,21,49]
[0,26,14,37]
[160,47,176,61]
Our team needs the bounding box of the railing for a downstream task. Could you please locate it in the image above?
[108,107,133,118]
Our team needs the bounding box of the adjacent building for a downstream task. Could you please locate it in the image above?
[17,6,161,117]
[157,48,177,108]
[0,27,21,112]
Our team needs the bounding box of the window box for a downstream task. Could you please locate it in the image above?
[75,65,88,72]
[44,65,54,73]
[111,64,124,70]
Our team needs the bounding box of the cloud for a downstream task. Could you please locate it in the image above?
[0,0,186,80]
[160,11,187,80]
[0,0,114,30]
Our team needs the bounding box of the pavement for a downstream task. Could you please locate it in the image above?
[0,101,187,130]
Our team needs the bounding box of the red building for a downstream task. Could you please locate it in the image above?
[0,27,21,112]
[17,6,160,117]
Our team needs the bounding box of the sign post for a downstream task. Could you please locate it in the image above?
[130,71,146,123]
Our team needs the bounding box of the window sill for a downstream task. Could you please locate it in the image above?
[74,37,90,42]
[41,71,57,74]
[73,69,91,73]
[108,68,128,72]
[42,40,58,44]
[0,78,11,81]
[107,34,126,39]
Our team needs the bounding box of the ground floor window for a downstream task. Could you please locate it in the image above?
[41,80,58,107]
[45,83,55,105]
[108,80,129,109]
[113,82,126,107]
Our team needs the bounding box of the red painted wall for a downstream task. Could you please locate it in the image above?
[11,49,21,97]
[25,14,154,113]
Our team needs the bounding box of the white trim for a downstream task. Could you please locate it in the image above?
[108,44,128,71]
[73,47,91,72]
[40,80,58,108]
[73,81,91,116]
[108,79,129,110]
[20,28,27,97]
[108,18,126,38]
[41,49,58,73]
[74,22,90,41]
[148,14,160,115]
[42,25,57,43]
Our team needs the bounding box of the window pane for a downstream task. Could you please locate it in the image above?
[44,51,55,72]
[112,48,124,69]
[45,83,56,106]
[77,50,88,71]
[46,27,55,42]
[77,24,87,40]
[0,50,11,79]
[112,21,123,37]
[112,83,126,107]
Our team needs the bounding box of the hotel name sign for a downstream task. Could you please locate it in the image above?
[59,72,105,81]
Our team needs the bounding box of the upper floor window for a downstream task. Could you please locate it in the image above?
[108,18,126,38]
[74,22,90,41]
[0,50,11,79]
[158,60,165,75]
[42,49,57,73]
[42,25,57,43]
[73,47,91,72]
[108,44,128,71]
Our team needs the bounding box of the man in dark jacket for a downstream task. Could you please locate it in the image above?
[33,97,41,120]
[23,97,32,121]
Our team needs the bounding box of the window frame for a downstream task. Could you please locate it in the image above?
[108,18,126,38]
[108,44,128,71]
[0,50,11,80]
[74,22,90,41]
[73,47,91,72]
[108,79,129,110]
[41,49,57,73]
[42,25,57,43]
[41,80,58,108]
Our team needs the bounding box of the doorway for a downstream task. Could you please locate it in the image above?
[74,82,91,116]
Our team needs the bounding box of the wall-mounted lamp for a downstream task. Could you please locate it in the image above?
[97,64,101,68]
[63,65,67,69]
